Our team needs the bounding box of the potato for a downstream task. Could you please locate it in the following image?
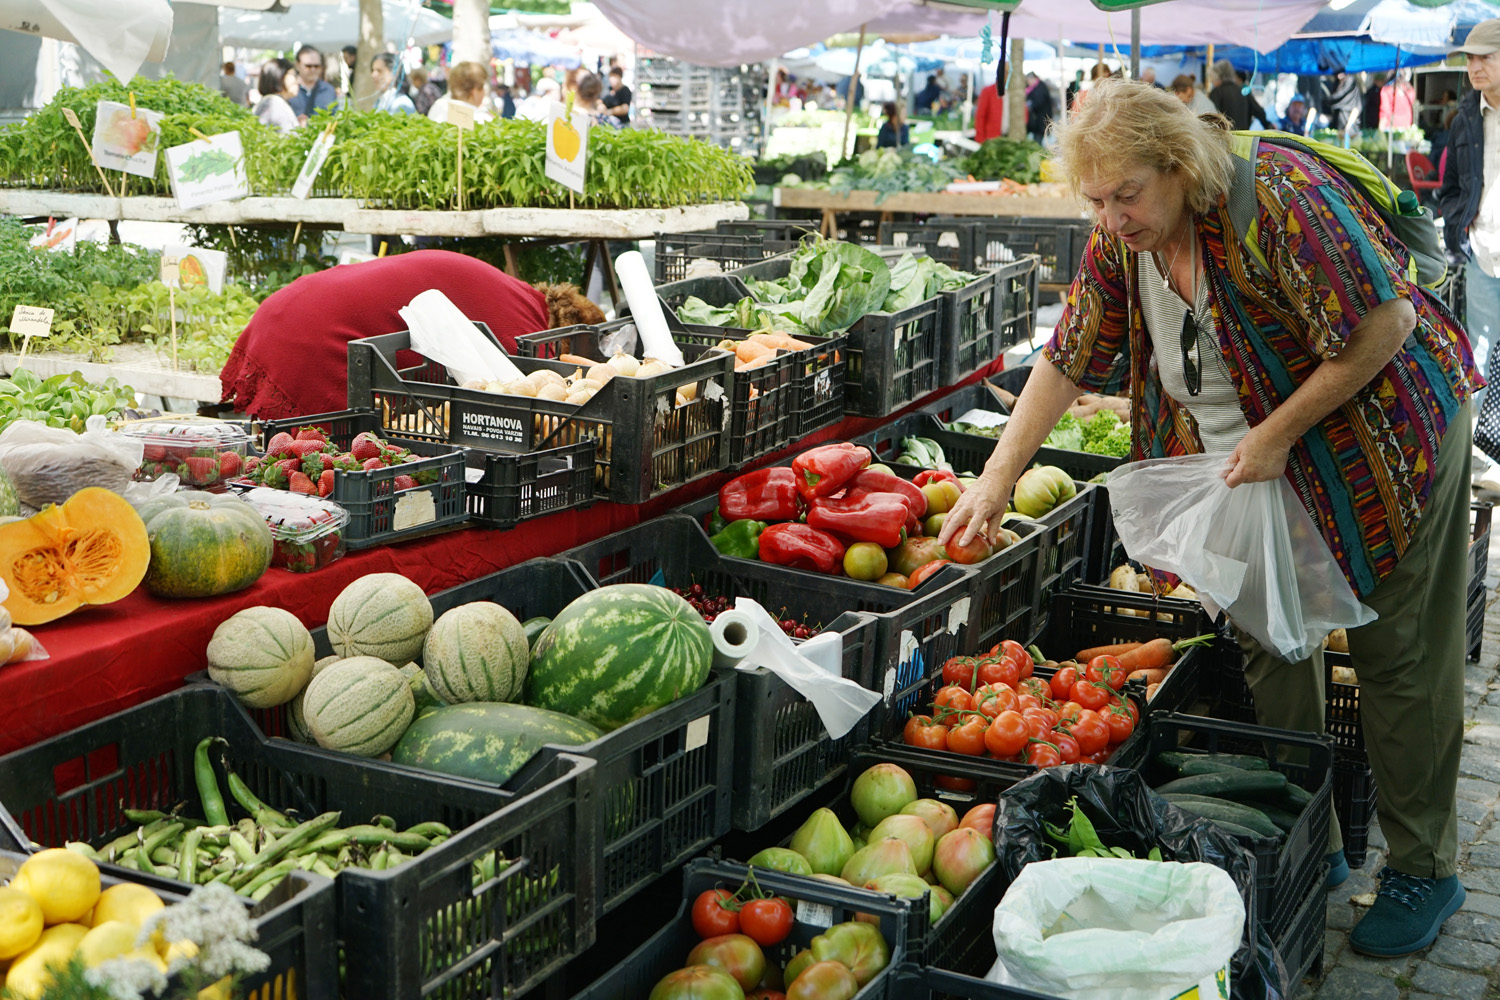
[1109,565,1139,592]
[1326,628,1349,654]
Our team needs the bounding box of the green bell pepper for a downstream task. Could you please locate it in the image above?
[706,505,729,535]
[709,518,766,559]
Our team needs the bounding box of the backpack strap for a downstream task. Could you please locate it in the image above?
[1226,132,1273,276]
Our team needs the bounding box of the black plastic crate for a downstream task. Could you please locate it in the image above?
[347,322,732,504]
[564,514,955,833]
[653,272,753,315]
[879,219,971,268]
[1276,867,1329,985]
[0,847,334,1000]
[938,269,1003,386]
[917,380,1010,425]
[569,857,910,1000]
[0,686,595,1000]
[959,217,1093,286]
[257,409,471,548]
[1331,757,1376,871]
[1118,713,1333,939]
[655,229,769,282]
[1474,501,1493,589]
[992,255,1041,354]
[1032,585,1221,718]
[465,438,596,529]
[1469,580,1486,664]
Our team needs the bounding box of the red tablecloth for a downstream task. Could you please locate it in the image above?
[0,361,1006,755]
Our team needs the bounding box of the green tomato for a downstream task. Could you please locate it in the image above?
[842,542,888,581]
[924,513,947,537]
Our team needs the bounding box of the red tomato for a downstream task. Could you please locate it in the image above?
[1050,729,1082,764]
[1024,714,1051,740]
[1085,655,1128,691]
[1024,741,1062,767]
[1049,665,1078,702]
[903,714,949,751]
[1016,693,1041,713]
[1018,677,1051,703]
[1072,710,1110,755]
[977,655,1020,689]
[1000,639,1033,672]
[692,888,740,938]
[958,803,997,839]
[908,559,952,589]
[740,898,794,947]
[935,774,978,792]
[1105,706,1135,744]
[947,716,989,755]
[984,710,1029,757]
[940,656,981,691]
[1023,706,1059,729]
[972,683,1018,720]
[933,685,974,719]
[1056,701,1083,725]
[1070,679,1109,711]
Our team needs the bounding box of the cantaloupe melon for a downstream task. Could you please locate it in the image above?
[302,656,414,757]
[206,606,314,708]
[326,573,433,664]
[422,602,528,704]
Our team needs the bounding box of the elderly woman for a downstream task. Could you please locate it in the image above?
[941,78,1479,957]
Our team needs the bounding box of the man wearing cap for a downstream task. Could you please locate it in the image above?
[1281,95,1311,135]
[1440,18,1500,425]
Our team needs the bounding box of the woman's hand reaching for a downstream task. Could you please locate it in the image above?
[938,470,1015,549]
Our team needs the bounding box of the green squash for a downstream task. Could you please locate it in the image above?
[139,493,273,598]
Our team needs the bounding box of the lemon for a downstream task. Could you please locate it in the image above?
[198,975,233,1000]
[75,920,137,967]
[4,922,89,999]
[11,849,100,925]
[0,887,44,960]
[163,937,198,963]
[90,882,164,929]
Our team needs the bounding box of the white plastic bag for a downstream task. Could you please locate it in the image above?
[0,416,144,507]
[399,289,525,388]
[989,857,1243,1000]
[1107,454,1376,662]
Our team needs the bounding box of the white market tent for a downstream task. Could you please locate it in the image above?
[218,0,453,50]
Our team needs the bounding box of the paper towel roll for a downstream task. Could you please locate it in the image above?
[710,608,759,669]
[4,0,172,85]
[614,250,684,368]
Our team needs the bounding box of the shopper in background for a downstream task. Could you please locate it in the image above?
[1279,95,1311,135]
[1322,70,1363,132]
[575,72,623,128]
[427,61,493,125]
[942,78,1479,959]
[973,77,1005,144]
[219,61,249,107]
[913,75,944,114]
[876,101,908,148]
[1207,59,1264,130]
[516,77,561,121]
[496,83,516,119]
[1025,72,1054,142]
[1065,70,1084,111]
[1379,69,1417,130]
[1363,72,1387,131]
[1138,66,1163,89]
[408,66,442,117]
[370,53,416,115]
[221,252,606,421]
[1170,74,1217,116]
[253,59,299,134]
[288,45,338,124]
[601,66,632,123]
[1439,18,1500,420]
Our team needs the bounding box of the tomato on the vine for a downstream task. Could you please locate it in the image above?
[903,714,948,751]
[1056,701,1083,725]
[984,709,1028,757]
[1018,677,1051,703]
[978,655,1020,689]
[1049,665,1078,702]
[1023,705,1059,729]
[692,888,740,938]
[947,715,989,755]
[1050,729,1082,763]
[1024,740,1062,767]
[933,685,974,718]
[1085,655,1128,691]
[740,898,794,947]
[1070,679,1110,711]
[940,656,980,691]
[1000,639,1033,671]
[1071,710,1110,755]
[1105,706,1135,744]
[972,683,1018,720]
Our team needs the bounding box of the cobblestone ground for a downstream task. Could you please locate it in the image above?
[1296,525,1500,1000]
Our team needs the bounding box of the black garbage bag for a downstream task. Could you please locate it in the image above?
[997,764,1291,1000]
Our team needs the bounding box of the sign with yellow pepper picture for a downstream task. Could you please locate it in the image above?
[545,101,588,195]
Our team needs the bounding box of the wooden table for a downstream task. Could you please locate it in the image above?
[772,187,1088,238]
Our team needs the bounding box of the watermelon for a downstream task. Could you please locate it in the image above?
[391,702,603,785]
[526,584,712,731]
[327,573,433,664]
[398,662,446,715]
[423,602,528,704]
[303,656,414,757]
[521,616,551,652]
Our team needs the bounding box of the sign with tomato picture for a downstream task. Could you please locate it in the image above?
[544,101,588,195]
[90,100,163,178]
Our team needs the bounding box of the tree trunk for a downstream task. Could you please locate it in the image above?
[355,0,382,110]
[452,0,490,67]
[1007,37,1026,140]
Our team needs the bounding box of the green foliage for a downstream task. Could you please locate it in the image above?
[959,137,1045,183]
[0,367,136,433]
[817,148,962,202]
[182,224,335,298]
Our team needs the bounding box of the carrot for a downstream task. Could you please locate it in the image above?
[1145,682,1161,701]
[1126,667,1168,685]
[558,353,597,367]
[1115,632,1217,672]
[1075,641,1144,662]
[751,332,814,351]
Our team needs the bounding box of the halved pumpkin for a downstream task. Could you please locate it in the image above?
[0,487,149,625]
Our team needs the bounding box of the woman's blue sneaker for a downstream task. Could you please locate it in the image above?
[1349,867,1466,957]
[1325,850,1350,889]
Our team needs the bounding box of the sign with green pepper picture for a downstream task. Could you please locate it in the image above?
[164,131,249,211]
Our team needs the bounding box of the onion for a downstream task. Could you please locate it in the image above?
[587,363,617,384]
[609,351,639,376]
[504,380,537,397]
[565,390,593,405]
[536,383,568,402]
[461,378,486,390]
[678,381,698,402]
[636,360,669,379]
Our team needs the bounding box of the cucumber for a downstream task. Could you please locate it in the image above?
[1156,751,1271,775]
[1279,781,1312,810]
[1159,794,1282,838]
[521,617,552,652]
[1242,800,1302,832]
[1155,769,1288,800]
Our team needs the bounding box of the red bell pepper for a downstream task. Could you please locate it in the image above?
[806,494,909,548]
[758,522,846,574]
[719,467,801,522]
[792,443,870,501]
[914,469,964,491]
[842,468,928,519]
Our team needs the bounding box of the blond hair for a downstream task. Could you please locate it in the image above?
[1048,77,1234,215]
[447,61,488,102]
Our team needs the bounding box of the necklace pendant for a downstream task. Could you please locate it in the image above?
[1163,275,1171,291]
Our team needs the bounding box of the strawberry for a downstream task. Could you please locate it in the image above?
[243,455,261,475]
[350,433,383,461]
[318,469,336,498]
[142,443,168,461]
[287,471,317,495]
[218,451,243,478]
[320,453,337,472]
[184,455,218,485]
[296,426,327,442]
[276,458,302,479]
[301,454,325,479]
[361,457,385,472]
[392,474,419,491]
[288,440,325,459]
[266,432,296,457]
